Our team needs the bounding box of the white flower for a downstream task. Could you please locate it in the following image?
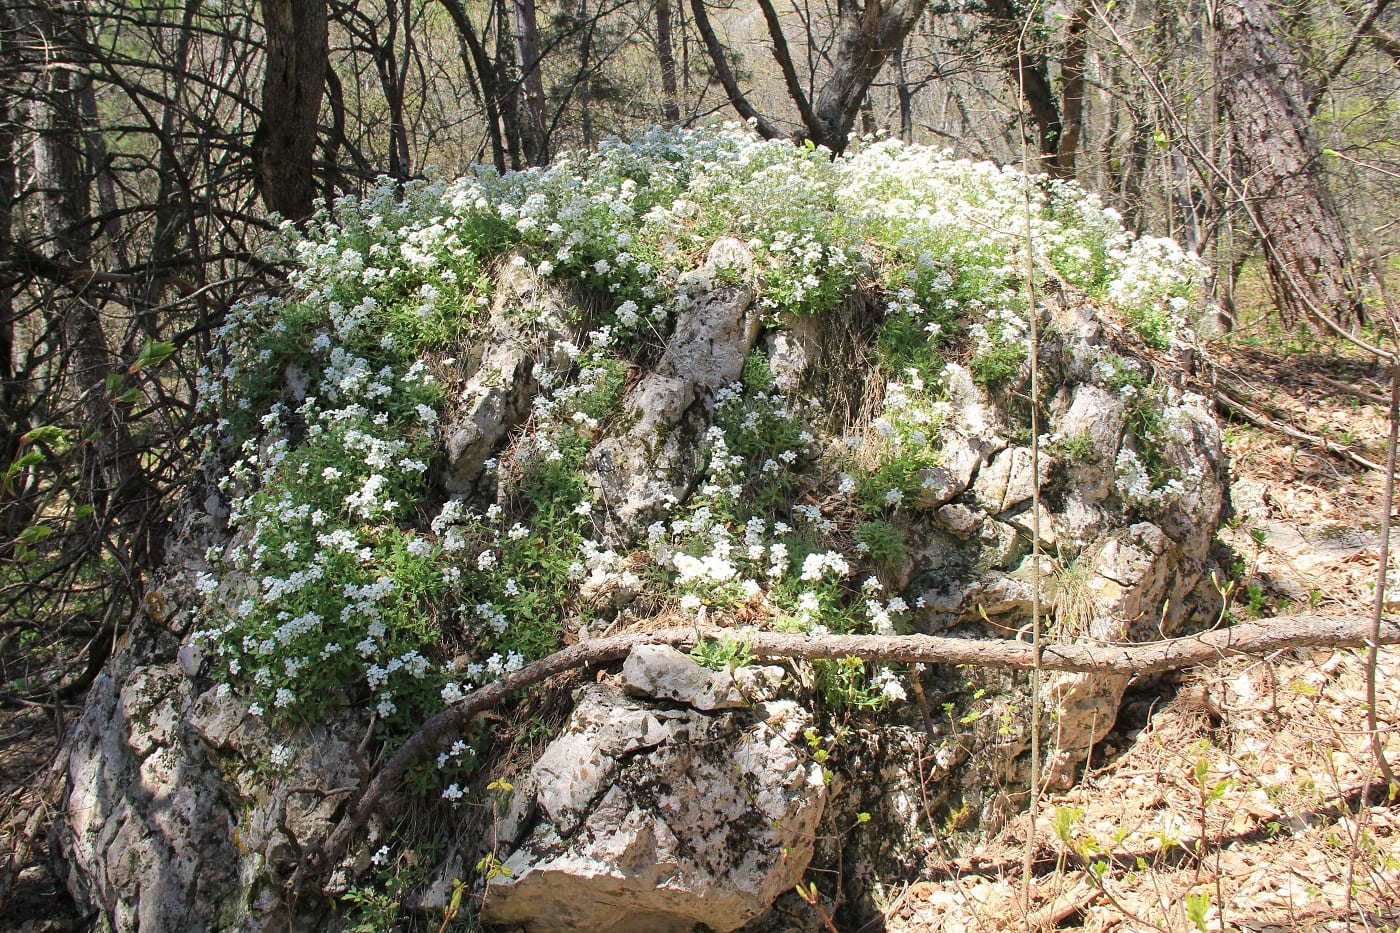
[875,668,908,703]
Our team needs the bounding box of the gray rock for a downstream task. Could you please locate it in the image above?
[622,644,747,710]
[972,446,1053,515]
[1005,502,1058,550]
[1087,521,1173,639]
[483,679,825,933]
[1056,383,1126,468]
[915,364,1003,509]
[445,257,575,490]
[588,239,761,536]
[61,655,245,933]
[935,503,983,539]
[733,665,787,703]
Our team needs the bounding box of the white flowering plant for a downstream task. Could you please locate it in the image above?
[849,370,949,512]
[191,122,1212,754]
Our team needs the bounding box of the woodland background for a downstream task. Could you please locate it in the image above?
[1,1,1398,924]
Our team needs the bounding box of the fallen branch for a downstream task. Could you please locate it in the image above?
[1215,383,1383,473]
[301,613,1398,885]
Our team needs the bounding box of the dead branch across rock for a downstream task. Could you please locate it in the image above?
[304,614,1397,884]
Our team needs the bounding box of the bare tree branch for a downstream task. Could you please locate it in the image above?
[688,0,786,139]
[301,613,1399,885]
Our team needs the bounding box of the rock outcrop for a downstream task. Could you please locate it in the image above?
[587,238,762,537]
[482,646,823,932]
[57,128,1231,931]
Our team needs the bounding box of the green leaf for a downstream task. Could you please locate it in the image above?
[21,426,67,447]
[16,525,54,544]
[7,451,45,474]
[116,387,145,405]
[129,339,177,374]
[1153,129,1169,149]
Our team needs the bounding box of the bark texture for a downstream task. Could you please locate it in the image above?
[252,0,328,220]
[1217,0,1364,326]
[513,0,548,165]
[692,0,928,153]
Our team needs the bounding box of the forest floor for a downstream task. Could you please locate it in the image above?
[0,326,1395,932]
[887,329,1400,932]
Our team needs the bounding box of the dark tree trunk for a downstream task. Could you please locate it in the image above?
[1217,0,1364,327]
[657,0,680,124]
[1053,3,1090,178]
[438,0,507,172]
[807,0,929,152]
[894,41,913,143]
[252,0,327,220]
[148,0,202,308]
[983,0,1063,174]
[0,3,30,554]
[495,0,524,170]
[512,0,548,165]
[22,1,162,568]
[578,0,594,146]
[378,0,412,181]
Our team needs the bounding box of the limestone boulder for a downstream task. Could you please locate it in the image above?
[483,648,825,933]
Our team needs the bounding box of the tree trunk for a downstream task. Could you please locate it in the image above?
[578,0,594,146]
[692,0,926,153]
[512,0,548,165]
[983,0,1063,174]
[807,0,929,152]
[1217,0,1364,327]
[894,41,913,143]
[438,0,507,172]
[657,0,680,124]
[22,1,162,568]
[0,3,30,555]
[495,0,523,170]
[252,0,327,220]
[1053,3,1090,178]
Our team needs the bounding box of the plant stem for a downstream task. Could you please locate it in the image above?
[1367,361,1399,791]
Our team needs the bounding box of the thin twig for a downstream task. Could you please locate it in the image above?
[1367,362,1399,791]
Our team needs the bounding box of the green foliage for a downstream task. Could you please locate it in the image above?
[1057,429,1097,462]
[969,341,1025,387]
[853,519,904,568]
[690,635,756,672]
